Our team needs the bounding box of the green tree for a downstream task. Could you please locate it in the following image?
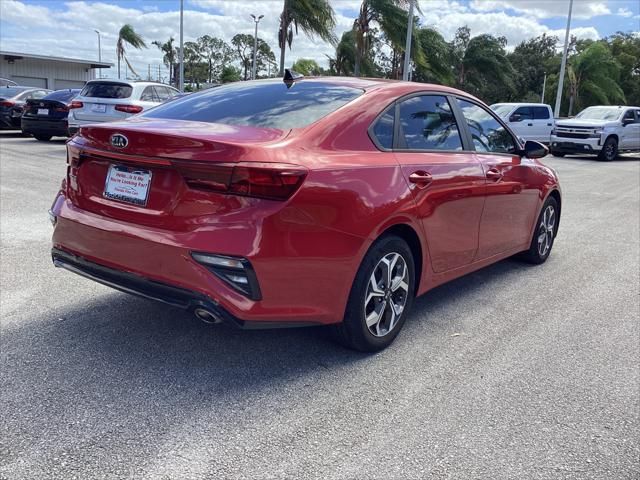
[183,41,207,88]
[451,26,515,103]
[220,65,241,83]
[198,35,235,83]
[291,58,322,75]
[278,0,337,76]
[412,27,453,85]
[607,32,640,106]
[508,34,558,102]
[117,24,147,79]
[353,0,418,77]
[566,42,625,115]
[152,37,177,86]
[232,34,276,80]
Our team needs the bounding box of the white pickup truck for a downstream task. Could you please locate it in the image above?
[490,103,555,144]
[550,105,640,161]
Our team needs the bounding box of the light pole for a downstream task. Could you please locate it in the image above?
[251,14,264,80]
[554,0,574,117]
[541,72,547,103]
[94,29,101,62]
[402,0,415,81]
[179,0,184,91]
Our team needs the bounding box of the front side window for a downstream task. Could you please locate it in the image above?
[142,80,363,130]
[397,95,462,151]
[457,99,518,154]
[512,106,533,121]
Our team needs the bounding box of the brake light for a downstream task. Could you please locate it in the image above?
[0,101,15,107]
[68,101,83,109]
[54,105,69,112]
[174,162,307,201]
[115,104,143,114]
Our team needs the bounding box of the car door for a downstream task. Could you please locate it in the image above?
[532,106,554,143]
[455,98,540,259]
[620,109,640,149]
[391,94,486,273]
[508,106,533,140]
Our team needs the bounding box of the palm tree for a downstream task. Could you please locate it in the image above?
[412,27,453,85]
[117,24,147,79]
[152,37,176,85]
[278,0,337,76]
[566,42,625,116]
[353,0,418,77]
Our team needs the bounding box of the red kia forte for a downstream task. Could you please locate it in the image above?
[50,75,561,351]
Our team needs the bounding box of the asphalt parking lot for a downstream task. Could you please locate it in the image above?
[1,131,638,480]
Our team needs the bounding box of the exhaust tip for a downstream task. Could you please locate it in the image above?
[194,307,223,325]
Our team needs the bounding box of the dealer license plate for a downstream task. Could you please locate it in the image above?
[92,103,107,113]
[104,165,152,206]
[37,108,49,115]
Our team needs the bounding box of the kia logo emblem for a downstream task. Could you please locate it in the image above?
[110,134,128,149]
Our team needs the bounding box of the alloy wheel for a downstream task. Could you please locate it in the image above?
[537,205,556,257]
[364,252,410,337]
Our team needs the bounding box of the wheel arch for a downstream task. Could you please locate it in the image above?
[377,223,424,295]
[546,189,562,236]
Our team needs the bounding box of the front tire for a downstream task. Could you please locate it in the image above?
[34,134,52,141]
[598,137,618,161]
[332,235,415,352]
[520,197,558,264]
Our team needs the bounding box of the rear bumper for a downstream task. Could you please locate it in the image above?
[21,117,69,136]
[550,136,601,154]
[51,247,306,329]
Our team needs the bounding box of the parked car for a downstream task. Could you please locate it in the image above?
[50,75,561,352]
[491,103,555,143]
[0,78,18,87]
[550,105,640,161]
[67,79,180,133]
[21,89,81,141]
[0,86,51,129]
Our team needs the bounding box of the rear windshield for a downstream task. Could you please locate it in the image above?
[0,87,29,98]
[141,81,363,130]
[43,89,81,102]
[80,82,132,99]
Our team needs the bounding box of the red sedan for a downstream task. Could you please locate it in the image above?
[50,75,561,351]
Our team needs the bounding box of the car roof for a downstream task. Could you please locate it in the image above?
[491,102,550,107]
[85,78,176,88]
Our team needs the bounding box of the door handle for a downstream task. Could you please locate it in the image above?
[547,123,553,126]
[527,123,533,126]
[486,168,502,181]
[408,171,433,187]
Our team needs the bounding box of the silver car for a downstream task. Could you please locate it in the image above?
[68,79,179,133]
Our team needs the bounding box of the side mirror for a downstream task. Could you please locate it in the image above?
[520,140,548,159]
[509,113,522,122]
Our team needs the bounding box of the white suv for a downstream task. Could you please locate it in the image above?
[550,105,640,161]
[490,103,555,143]
[68,79,179,133]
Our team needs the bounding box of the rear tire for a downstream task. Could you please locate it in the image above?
[332,235,415,352]
[520,197,558,265]
[34,134,52,141]
[598,137,618,161]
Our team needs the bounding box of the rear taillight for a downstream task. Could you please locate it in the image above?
[0,101,15,107]
[68,101,83,109]
[173,162,307,201]
[115,104,143,114]
[54,105,69,112]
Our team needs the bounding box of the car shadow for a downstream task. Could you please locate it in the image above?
[560,154,640,162]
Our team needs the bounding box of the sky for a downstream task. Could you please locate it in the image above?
[0,0,638,82]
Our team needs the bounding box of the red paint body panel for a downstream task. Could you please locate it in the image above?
[51,78,561,326]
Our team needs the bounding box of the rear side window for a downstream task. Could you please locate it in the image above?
[397,95,462,151]
[456,99,517,154]
[140,86,160,102]
[43,90,80,102]
[142,81,363,130]
[81,82,132,99]
[372,109,394,149]
[533,106,550,119]
[153,86,170,101]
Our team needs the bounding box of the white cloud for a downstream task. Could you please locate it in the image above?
[468,0,610,20]
[616,7,633,17]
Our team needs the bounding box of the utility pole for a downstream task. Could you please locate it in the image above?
[250,14,264,80]
[554,0,573,117]
[402,0,415,81]
[541,73,547,103]
[179,0,184,91]
[94,30,101,62]
[158,64,161,82]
